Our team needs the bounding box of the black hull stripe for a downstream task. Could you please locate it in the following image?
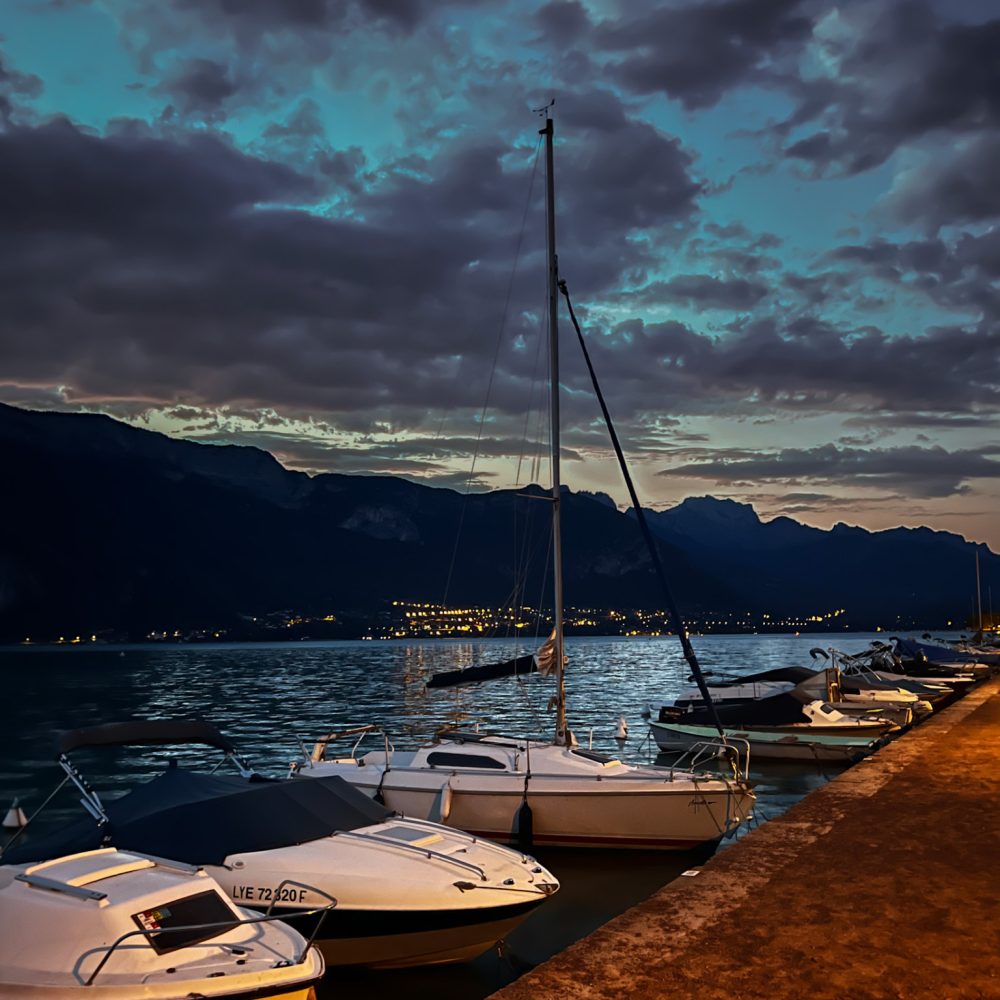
[459,829,721,848]
[266,897,545,939]
[209,980,319,999]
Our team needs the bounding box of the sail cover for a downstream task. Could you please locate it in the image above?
[426,629,567,689]
[426,653,537,688]
[1,767,391,867]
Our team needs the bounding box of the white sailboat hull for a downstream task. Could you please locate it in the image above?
[299,743,754,850]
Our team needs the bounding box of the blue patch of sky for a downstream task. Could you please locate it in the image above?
[3,3,148,127]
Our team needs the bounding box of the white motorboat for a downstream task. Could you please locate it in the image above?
[0,847,325,999]
[294,111,755,850]
[890,637,990,679]
[2,721,558,969]
[649,690,896,762]
[646,662,927,730]
[863,643,978,693]
[649,718,885,762]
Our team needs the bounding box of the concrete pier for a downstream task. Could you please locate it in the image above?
[492,677,1000,1000]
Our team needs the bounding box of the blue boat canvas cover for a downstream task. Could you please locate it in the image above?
[2,767,392,867]
[667,693,822,727]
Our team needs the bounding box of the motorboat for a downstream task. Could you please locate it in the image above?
[293,110,756,850]
[649,692,896,762]
[295,726,753,850]
[645,662,926,731]
[1,720,559,969]
[860,644,974,698]
[0,847,325,998]
[654,691,897,737]
[649,718,885,761]
[890,637,990,679]
[919,633,1000,667]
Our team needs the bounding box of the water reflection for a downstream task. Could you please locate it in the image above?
[0,633,883,999]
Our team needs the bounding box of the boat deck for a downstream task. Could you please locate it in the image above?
[490,676,1000,1000]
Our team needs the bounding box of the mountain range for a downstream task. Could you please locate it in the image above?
[0,402,994,641]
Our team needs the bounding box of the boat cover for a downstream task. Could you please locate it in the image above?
[1,767,392,867]
[732,666,819,685]
[671,693,819,727]
[57,720,238,757]
[908,639,980,664]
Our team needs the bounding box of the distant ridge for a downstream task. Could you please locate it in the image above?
[0,403,994,640]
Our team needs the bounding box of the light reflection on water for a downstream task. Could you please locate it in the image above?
[0,633,886,998]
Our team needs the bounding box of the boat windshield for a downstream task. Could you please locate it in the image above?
[426,751,507,770]
[133,889,240,955]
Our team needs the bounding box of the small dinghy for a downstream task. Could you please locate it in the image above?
[1,721,558,969]
[0,847,325,999]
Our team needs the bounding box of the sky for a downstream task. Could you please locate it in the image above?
[1,0,998,549]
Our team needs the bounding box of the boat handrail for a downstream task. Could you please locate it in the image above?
[16,873,108,902]
[392,816,532,858]
[367,761,732,786]
[84,884,337,986]
[332,829,488,881]
[302,724,385,765]
[659,738,751,781]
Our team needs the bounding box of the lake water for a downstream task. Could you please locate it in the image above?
[0,632,899,997]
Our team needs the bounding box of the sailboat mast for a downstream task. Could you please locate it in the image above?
[975,548,983,633]
[541,113,568,746]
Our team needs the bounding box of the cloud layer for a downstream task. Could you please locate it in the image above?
[0,0,998,546]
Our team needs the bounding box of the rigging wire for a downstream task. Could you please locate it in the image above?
[441,135,544,607]
[557,277,726,739]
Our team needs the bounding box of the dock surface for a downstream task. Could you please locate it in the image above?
[492,678,1000,1000]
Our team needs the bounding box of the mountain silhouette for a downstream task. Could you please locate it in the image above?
[0,403,993,640]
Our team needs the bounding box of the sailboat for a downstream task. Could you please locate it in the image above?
[294,110,756,850]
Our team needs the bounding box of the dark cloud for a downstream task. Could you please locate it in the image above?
[596,0,813,110]
[657,443,1000,499]
[684,225,783,277]
[824,228,1000,319]
[617,274,770,310]
[159,57,241,115]
[0,49,42,124]
[781,270,852,307]
[781,3,1000,175]
[560,310,1000,424]
[165,0,446,38]
[885,134,1000,230]
[0,120,316,235]
[533,1,591,43]
[0,91,706,453]
[844,412,1000,430]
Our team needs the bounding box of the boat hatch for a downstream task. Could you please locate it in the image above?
[426,751,506,770]
[133,889,240,955]
[26,850,157,887]
[570,749,620,767]
[376,827,444,849]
